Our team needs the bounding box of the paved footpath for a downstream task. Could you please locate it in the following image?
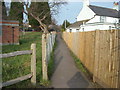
[51,33,92,88]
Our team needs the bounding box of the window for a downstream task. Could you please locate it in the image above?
[100,16,106,22]
[82,28,84,32]
[76,29,79,32]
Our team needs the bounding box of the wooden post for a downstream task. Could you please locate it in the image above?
[31,43,36,85]
[42,34,48,80]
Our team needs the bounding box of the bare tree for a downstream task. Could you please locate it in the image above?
[20,0,67,34]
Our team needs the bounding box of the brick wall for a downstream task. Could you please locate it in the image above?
[0,20,19,45]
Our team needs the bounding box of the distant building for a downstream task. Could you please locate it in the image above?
[0,20,19,45]
[66,20,88,32]
[67,0,120,32]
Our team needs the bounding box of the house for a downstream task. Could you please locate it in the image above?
[0,20,20,45]
[66,21,88,32]
[66,0,120,32]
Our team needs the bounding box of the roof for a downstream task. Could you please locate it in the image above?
[89,5,120,18]
[67,20,89,29]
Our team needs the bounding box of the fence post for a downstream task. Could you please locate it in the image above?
[42,34,48,80]
[31,43,36,85]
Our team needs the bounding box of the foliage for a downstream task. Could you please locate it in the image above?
[48,38,57,79]
[1,2,7,20]
[71,51,87,73]
[8,2,24,25]
[28,15,40,28]
[70,50,93,81]
[2,32,43,88]
[40,79,51,87]
[61,20,71,31]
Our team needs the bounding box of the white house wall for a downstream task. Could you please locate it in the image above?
[77,5,95,21]
[66,28,80,32]
[86,16,119,24]
[79,24,116,32]
[106,17,119,23]
[86,16,100,23]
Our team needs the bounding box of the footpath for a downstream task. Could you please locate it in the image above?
[51,33,92,88]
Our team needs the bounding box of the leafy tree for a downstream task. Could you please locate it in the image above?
[1,2,7,20]
[61,20,71,31]
[29,15,40,28]
[8,2,24,25]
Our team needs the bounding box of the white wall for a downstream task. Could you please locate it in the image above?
[66,28,80,32]
[77,5,95,21]
[87,16,119,24]
[86,16,100,23]
[79,24,117,32]
[106,17,119,23]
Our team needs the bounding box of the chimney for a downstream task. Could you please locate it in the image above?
[83,0,90,6]
[113,2,119,11]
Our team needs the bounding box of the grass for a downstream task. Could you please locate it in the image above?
[48,40,57,80]
[2,32,43,88]
[70,52,87,73]
[70,51,103,88]
[70,51,93,81]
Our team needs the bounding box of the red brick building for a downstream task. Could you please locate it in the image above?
[0,20,19,45]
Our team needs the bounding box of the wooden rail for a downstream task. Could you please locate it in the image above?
[0,50,32,58]
[2,43,36,87]
[2,74,32,87]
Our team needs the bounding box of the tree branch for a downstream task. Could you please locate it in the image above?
[40,12,49,21]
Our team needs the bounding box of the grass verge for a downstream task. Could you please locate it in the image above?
[70,51,103,88]
[2,32,43,88]
[48,40,57,79]
[70,51,93,82]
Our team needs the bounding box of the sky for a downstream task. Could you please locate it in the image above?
[53,0,120,25]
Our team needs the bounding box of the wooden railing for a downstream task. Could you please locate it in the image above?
[1,43,36,88]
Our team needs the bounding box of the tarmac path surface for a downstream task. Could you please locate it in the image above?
[51,33,91,88]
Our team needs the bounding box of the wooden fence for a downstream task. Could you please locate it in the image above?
[1,43,36,88]
[42,32,56,80]
[62,30,120,88]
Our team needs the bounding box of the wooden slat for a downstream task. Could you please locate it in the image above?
[0,50,32,58]
[2,74,32,87]
[117,30,120,88]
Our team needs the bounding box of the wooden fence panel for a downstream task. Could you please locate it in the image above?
[63,30,120,88]
[76,33,80,58]
[93,30,100,83]
[93,30,119,88]
[118,30,120,88]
